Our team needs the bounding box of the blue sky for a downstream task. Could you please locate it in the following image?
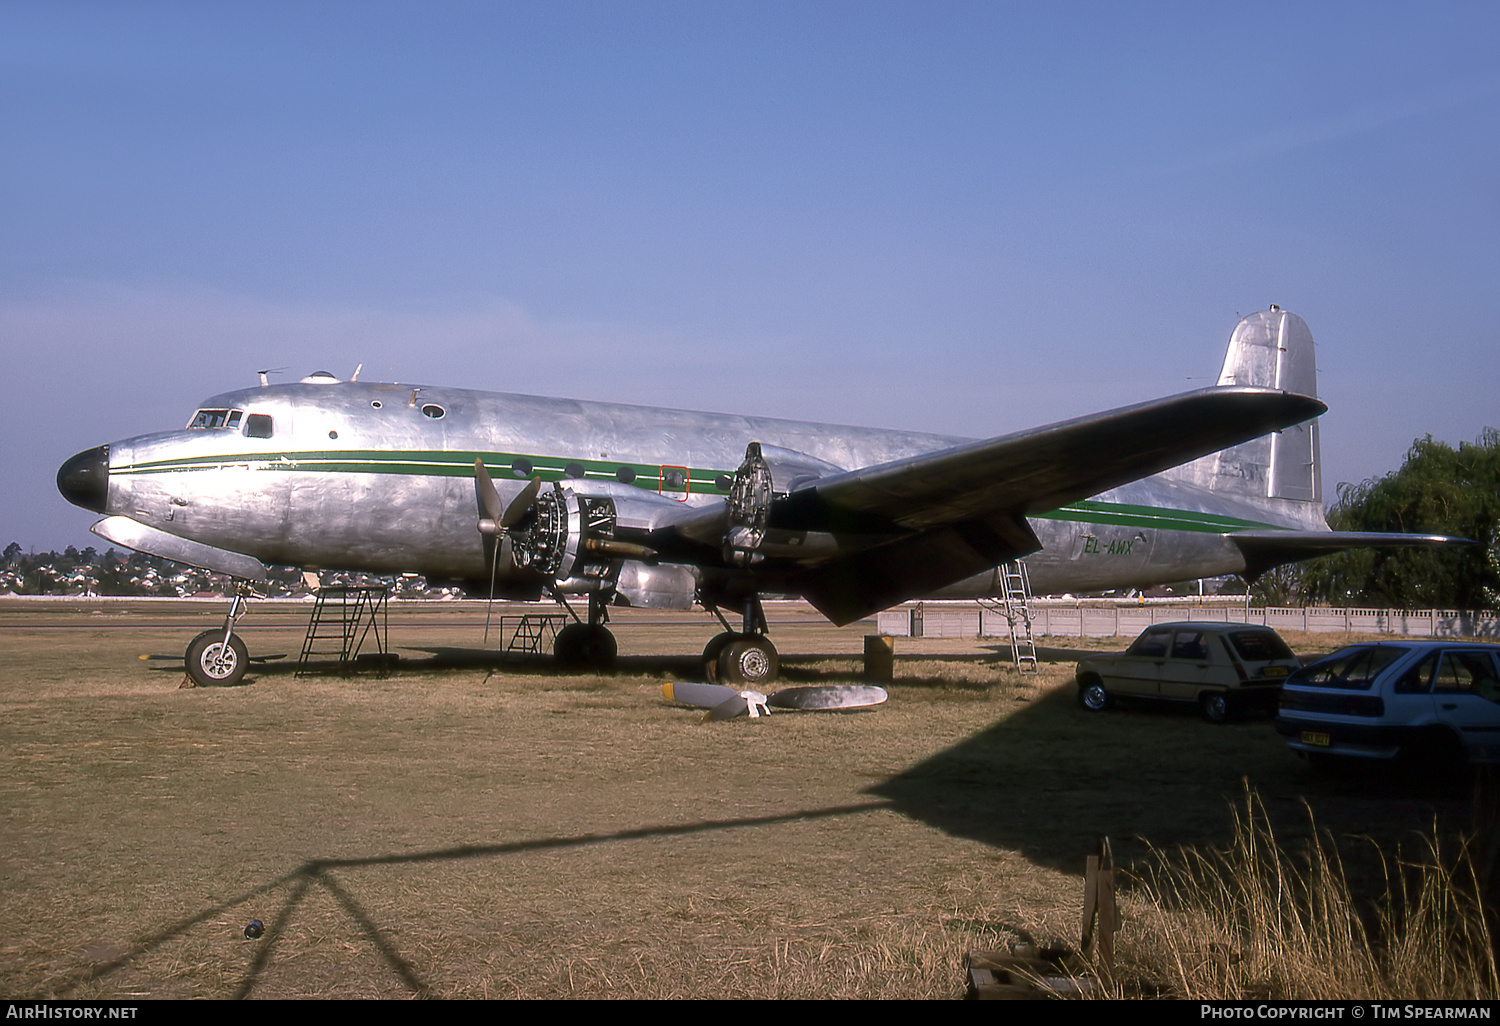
[3,1,1497,552]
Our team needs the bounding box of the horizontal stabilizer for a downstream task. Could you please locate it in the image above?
[1228,530,1471,579]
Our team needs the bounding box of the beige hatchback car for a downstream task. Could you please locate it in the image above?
[1075,622,1301,722]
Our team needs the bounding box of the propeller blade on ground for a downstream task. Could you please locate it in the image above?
[707,695,751,721]
[663,682,770,721]
[767,684,889,711]
[662,682,740,708]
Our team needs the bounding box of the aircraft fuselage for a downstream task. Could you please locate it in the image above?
[66,378,1315,601]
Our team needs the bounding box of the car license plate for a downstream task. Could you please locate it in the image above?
[1301,731,1331,747]
[1261,666,1290,678]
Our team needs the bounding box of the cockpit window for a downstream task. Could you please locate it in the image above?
[188,409,244,430]
[244,413,274,439]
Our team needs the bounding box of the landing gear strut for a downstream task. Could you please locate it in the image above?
[553,591,617,671]
[185,590,251,687]
[701,596,779,686]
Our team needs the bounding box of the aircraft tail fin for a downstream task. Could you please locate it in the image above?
[1172,307,1323,508]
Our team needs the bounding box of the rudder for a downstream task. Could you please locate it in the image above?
[1177,308,1323,505]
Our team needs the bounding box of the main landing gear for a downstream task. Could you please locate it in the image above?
[553,591,618,671]
[185,591,251,687]
[701,597,780,687]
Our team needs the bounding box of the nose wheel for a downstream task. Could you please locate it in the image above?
[185,630,249,687]
[184,590,252,687]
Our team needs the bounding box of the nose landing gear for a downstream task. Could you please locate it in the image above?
[184,590,252,687]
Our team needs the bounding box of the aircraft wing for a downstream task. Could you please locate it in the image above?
[1228,529,1472,579]
[768,386,1327,623]
[777,387,1325,531]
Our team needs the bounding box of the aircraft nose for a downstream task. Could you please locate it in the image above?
[57,445,110,513]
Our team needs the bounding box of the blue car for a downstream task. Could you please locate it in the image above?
[1275,641,1500,769]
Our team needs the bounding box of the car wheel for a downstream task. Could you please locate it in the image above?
[1305,751,1340,773]
[1077,677,1109,712]
[1200,692,1230,723]
[1401,727,1468,782]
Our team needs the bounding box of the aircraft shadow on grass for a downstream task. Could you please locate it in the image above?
[866,656,1486,882]
[49,801,894,1000]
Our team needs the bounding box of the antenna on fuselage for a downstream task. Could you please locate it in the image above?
[256,368,287,388]
[350,363,363,382]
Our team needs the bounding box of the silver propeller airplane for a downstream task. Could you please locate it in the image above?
[58,308,1454,687]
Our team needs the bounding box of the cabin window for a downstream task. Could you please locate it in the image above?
[188,409,243,430]
[564,462,585,479]
[616,466,636,484]
[511,458,533,477]
[245,414,274,439]
[421,404,445,419]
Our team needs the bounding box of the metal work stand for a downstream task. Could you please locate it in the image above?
[297,585,390,676]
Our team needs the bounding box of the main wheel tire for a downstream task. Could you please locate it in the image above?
[701,632,737,683]
[718,636,779,686]
[185,630,249,687]
[1077,677,1109,711]
[554,623,617,670]
[1200,692,1230,724]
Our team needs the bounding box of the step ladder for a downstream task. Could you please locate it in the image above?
[297,585,390,676]
[983,561,1038,674]
[501,613,567,654]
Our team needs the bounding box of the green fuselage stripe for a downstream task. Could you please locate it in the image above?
[114,449,1285,533]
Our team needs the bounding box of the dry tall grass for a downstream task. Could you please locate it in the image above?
[1110,786,1498,1000]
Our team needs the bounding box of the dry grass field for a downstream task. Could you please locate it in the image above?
[0,597,1493,999]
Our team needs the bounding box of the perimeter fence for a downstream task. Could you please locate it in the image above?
[875,602,1500,640]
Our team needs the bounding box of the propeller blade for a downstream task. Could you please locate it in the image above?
[706,695,750,722]
[502,475,542,529]
[767,685,889,711]
[662,682,740,708]
[474,459,505,523]
[663,682,770,721]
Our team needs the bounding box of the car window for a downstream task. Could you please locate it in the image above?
[1434,652,1500,697]
[1171,631,1210,661]
[1393,652,1438,694]
[1226,629,1294,661]
[1129,628,1172,658]
[1291,646,1409,690]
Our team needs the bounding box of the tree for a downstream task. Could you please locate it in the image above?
[1300,429,1500,609]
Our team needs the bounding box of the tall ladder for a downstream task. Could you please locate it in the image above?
[297,584,390,676]
[986,561,1038,674]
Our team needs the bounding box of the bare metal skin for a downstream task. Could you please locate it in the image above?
[57,309,1458,681]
